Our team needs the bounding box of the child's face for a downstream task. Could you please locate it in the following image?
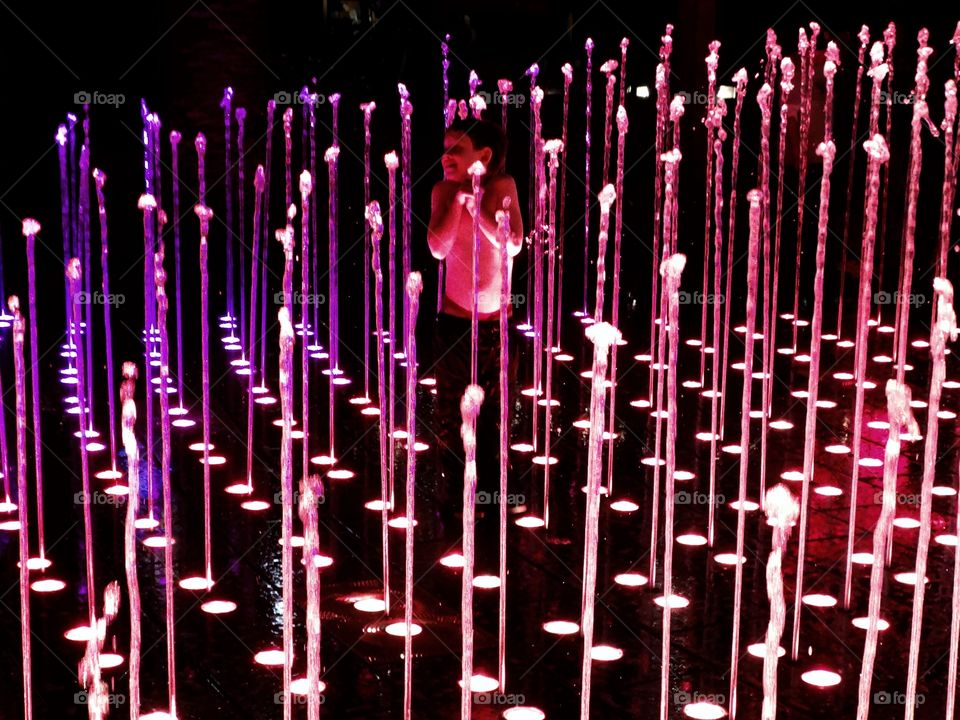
[442,131,491,183]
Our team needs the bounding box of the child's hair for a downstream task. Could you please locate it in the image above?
[446,118,508,175]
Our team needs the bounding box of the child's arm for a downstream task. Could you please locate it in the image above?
[468,176,524,257]
[427,181,463,260]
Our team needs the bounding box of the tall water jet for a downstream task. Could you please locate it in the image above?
[121,363,141,720]
[298,472,323,720]
[300,170,313,497]
[154,247,178,718]
[579,319,622,720]
[278,306,296,720]
[221,88,236,323]
[10,299,32,720]
[496,199,512,690]
[66,263,104,719]
[718,68,748,441]
[360,102,376,402]
[728,189,762,720]
[706,100,726,547]
[761,485,799,720]
[842,63,889,610]
[556,63,573,352]
[902,278,956,719]
[460,384,485,720]
[324,148,340,462]
[403,272,423,720]
[195,200,215,583]
[657,254,684,720]
[581,38,594,317]
[603,107,627,496]
[21,219,47,565]
[91,174,120,483]
[836,27,871,340]
[366,200,391,612]
[793,44,839,652]
[698,41,720,386]
[855,380,917,720]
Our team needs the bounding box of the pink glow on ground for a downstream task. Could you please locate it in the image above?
[590,645,623,661]
[892,517,920,530]
[654,595,689,609]
[201,600,237,614]
[387,517,417,529]
[64,625,95,642]
[364,499,392,511]
[543,620,579,635]
[473,575,501,589]
[852,617,889,631]
[503,708,546,720]
[801,670,841,687]
[515,516,545,528]
[614,573,648,587]
[254,649,285,666]
[328,468,356,479]
[353,598,387,613]
[385,622,422,637]
[179,576,213,591]
[747,643,785,658]
[802,594,838,608]
[143,536,173,548]
[440,553,465,568]
[814,486,843,497]
[683,702,727,719]
[458,674,500,693]
[31,578,66,593]
[240,500,271,512]
[825,444,850,454]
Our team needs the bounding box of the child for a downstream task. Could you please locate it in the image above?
[425,118,523,536]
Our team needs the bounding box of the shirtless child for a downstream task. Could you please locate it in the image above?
[426,118,523,533]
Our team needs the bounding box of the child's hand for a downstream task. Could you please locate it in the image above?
[456,191,477,216]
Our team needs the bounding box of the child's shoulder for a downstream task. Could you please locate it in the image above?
[484,172,516,191]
